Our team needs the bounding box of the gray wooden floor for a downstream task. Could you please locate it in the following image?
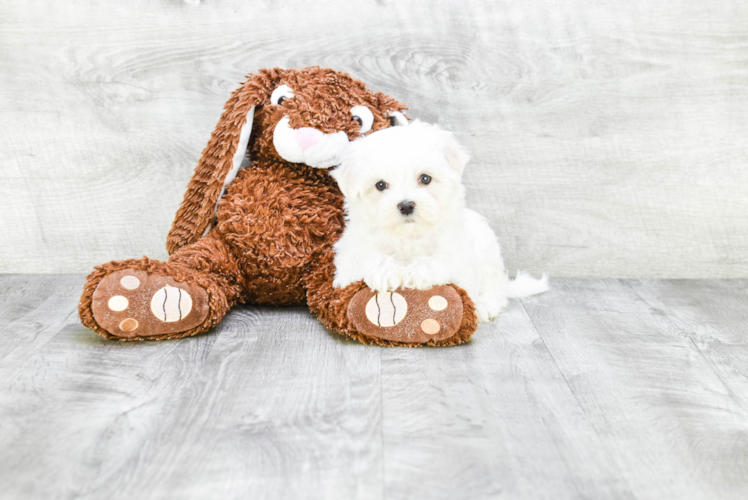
[1,275,746,499]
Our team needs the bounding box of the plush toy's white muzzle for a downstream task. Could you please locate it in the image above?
[273,117,349,169]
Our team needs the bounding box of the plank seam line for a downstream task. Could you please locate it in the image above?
[379,347,385,500]
[624,280,747,413]
[0,307,79,378]
[517,297,635,491]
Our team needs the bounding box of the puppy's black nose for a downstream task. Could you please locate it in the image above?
[397,201,416,216]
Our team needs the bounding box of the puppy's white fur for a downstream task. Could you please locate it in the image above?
[331,121,548,323]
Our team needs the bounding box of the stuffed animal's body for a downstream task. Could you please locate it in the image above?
[331,121,548,323]
[79,67,478,346]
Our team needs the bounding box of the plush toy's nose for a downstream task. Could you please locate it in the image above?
[295,128,323,150]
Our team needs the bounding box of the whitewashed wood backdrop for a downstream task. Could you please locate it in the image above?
[1,0,747,277]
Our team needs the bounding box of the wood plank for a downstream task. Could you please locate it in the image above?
[380,299,633,500]
[628,279,748,410]
[1,0,747,277]
[0,295,383,499]
[521,279,748,499]
[2,276,748,498]
[118,307,382,500]
[0,274,84,365]
[0,275,72,328]
[0,318,220,499]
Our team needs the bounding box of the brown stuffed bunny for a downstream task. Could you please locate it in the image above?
[78,67,477,346]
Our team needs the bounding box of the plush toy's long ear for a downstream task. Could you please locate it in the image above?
[166,69,281,254]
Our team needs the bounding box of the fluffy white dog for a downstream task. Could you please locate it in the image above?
[331,120,548,323]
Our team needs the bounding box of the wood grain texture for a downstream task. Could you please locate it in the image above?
[521,279,748,499]
[628,279,748,410]
[0,275,383,500]
[0,275,73,329]
[1,1,747,276]
[2,275,748,498]
[379,300,633,499]
[122,308,383,500]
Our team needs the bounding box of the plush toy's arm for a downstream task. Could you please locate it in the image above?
[305,247,369,337]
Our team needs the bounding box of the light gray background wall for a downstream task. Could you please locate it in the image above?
[1,0,747,277]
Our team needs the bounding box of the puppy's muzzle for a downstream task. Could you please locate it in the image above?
[397,201,416,216]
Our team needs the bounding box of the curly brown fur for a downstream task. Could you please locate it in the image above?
[167,67,403,254]
[79,66,479,346]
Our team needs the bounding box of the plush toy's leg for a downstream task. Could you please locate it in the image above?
[304,250,478,347]
[79,233,244,340]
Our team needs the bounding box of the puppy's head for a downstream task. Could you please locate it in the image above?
[333,121,470,235]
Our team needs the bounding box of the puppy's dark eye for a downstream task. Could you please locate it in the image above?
[352,116,363,126]
[375,180,388,191]
[277,96,286,105]
[419,174,432,185]
[387,116,397,127]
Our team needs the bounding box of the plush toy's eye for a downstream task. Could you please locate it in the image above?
[419,174,432,185]
[387,111,408,127]
[270,85,294,106]
[375,180,388,191]
[350,105,374,134]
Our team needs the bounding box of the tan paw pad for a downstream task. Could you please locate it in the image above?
[120,275,140,290]
[421,319,441,335]
[428,295,448,311]
[150,286,193,322]
[108,295,129,311]
[119,318,139,332]
[364,292,407,327]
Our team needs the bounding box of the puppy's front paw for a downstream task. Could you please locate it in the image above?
[364,258,404,292]
[402,257,450,290]
[364,273,403,293]
[333,274,354,289]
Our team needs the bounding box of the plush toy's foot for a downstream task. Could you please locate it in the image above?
[90,269,210,339]
[347,285,477,346]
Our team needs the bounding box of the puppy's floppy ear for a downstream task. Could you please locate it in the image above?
[166,68,282,254]
[329,163,359,199]
[442,130,471,176]
[331,138,371,199]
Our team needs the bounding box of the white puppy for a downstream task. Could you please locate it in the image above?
[331,121,548,323]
